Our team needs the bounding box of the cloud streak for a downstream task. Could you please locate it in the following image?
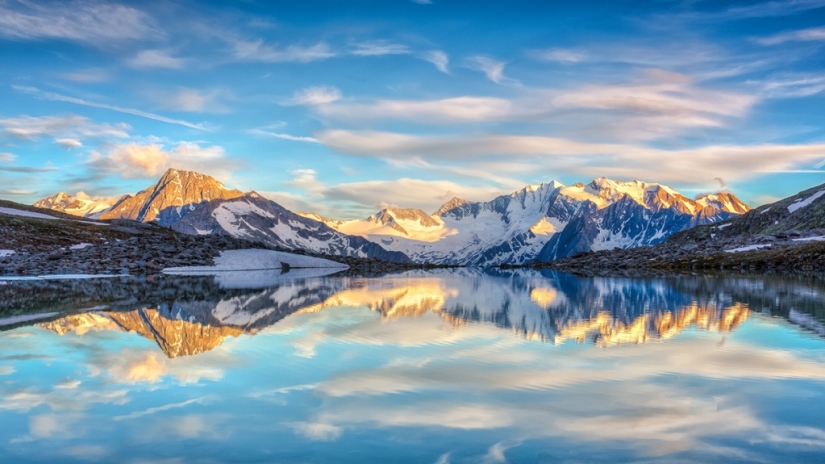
[14,86,208,130]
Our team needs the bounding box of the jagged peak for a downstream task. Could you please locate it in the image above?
[376,207,440,228]
[434,197,469,216]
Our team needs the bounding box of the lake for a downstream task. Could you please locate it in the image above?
[1,269,824,463]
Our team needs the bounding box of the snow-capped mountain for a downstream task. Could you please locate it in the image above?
[307,178,750,265]
[30,169,749,265]
[171,192,411,262]
[298,207,453,242]
[33,192,123,218]
[98,168,245,226]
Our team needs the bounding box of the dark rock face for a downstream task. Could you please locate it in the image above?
[171,193,411,263]
[537,195,739,261]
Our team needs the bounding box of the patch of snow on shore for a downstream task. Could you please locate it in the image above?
[0,207,58,220]
[163,249,349,274]
[0,274,123,281]
[793,236,825,243]
[0,250,14,257]
[70,243,92,250]
[716,223,732,230]
[788,189,825,214]
[725,244,772,253]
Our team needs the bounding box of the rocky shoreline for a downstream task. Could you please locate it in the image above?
[523,231,825,276]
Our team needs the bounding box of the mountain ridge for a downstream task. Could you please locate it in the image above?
[31,168,752,266]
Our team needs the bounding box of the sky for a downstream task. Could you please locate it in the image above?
[1,0,824,218]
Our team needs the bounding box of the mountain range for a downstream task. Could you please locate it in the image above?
[33,168,749,265]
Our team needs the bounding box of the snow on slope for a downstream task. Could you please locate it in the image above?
[163,249,349,274]
[0,206,59,220]
[171,193,411,262]
[788,189,825,214]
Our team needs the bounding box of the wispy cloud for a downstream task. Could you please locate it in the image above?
[309,71,755,140]
[126,49,187,69]
[59,68,111,83]
[281,86,342,106]
[757,27,825,45]
[248,129,319,143]
[0,0,158,44]
[14,86,208,130]
[0,188,35,195]
[349,40,410,56]
[466,56,519,85]
[418,50,449,73]
[752,74,825,98]
[316,129,825,184]
[0,114,130,140]
[533,48,585,63]
[233,40,335,63]
[0,152,15,162]
[315,96,512,123]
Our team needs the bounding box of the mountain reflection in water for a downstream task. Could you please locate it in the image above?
[22,269,824,357]
[2,269,825,464]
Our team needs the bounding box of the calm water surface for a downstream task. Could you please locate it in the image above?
[1,269,824,463]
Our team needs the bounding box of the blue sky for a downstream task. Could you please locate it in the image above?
[1,0,824,218]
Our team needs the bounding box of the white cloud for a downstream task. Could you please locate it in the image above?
[315,96,513,123]
[308,71,751,139]
[14,86,208,130]
[350,40,410,56]
[0,189,35,195]
[88,142,236,179]
[60,68,111,83]
[0,114,130,140]
[287,168,325,194]
[281,86,342,106]
[0,152,16,162]
[233,40,335,63]
[466,56,519,85]
[315,129,825,184]
[0,0,157,44]
[291,422,343,441]
[127,50,186,69]
[754,74,825,98]
[418,50,449,73]
[161,88,229,113]
[757,27,825,45]
[321,178,509,214]
[55,138,82,150]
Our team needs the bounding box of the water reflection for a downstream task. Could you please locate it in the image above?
[7,269,825,358]
[1,270,825,463]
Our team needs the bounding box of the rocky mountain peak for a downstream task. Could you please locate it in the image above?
[98,168,244,225]
[434,197,469,216]
[378,207,441,228]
